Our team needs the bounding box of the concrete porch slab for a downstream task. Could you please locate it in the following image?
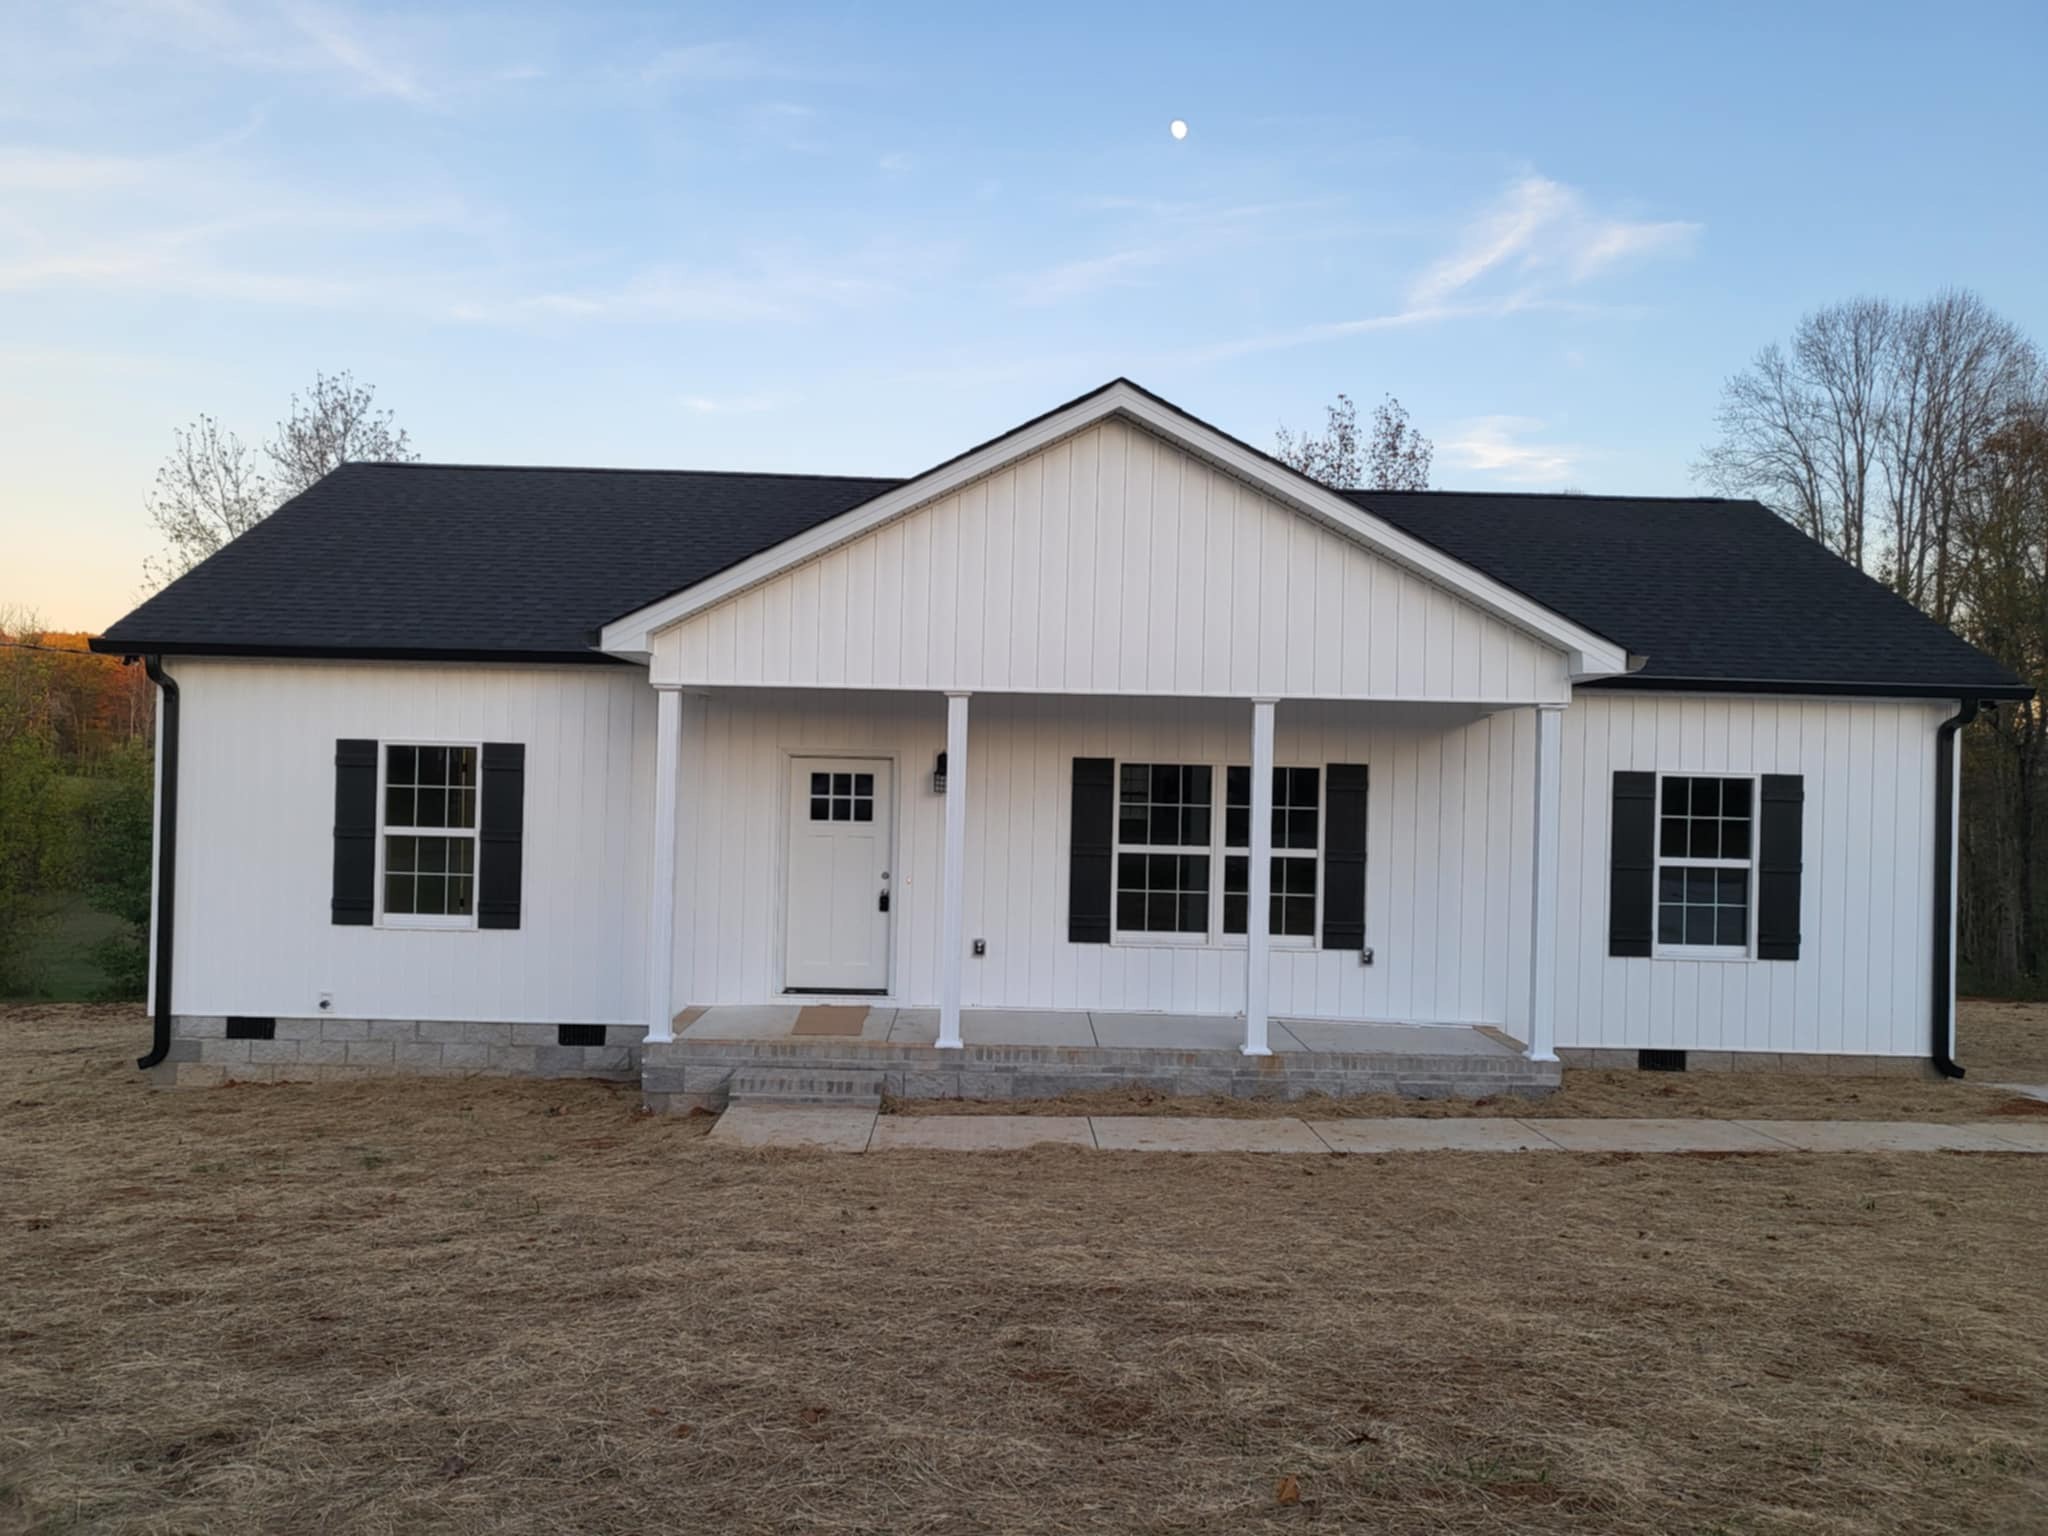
[1089,1012,1295,1052]
[870,1115,1096,1151]
[888,1008,1098,1047]
[1533,1118,1790,1153]
[1737,1120,2023,1153]
[1088,1115,1329,1153]
[708,1106,877,1150]
[1279,1020,1517,1057]
[1312,1117,1563,1153]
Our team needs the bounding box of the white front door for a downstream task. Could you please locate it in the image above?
[784,758,894,993]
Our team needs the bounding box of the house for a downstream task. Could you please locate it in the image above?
[92,379,2029,1106]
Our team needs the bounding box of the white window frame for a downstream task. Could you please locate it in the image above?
[375,739,482,932]
[1110,760,1323,950]
[1651,770,1756,962]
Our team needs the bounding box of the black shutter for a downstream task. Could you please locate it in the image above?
[1756,774,1804,961]
[331,738,378,926]
[1069,757,1114,943]
[1608,771,1655,957]
[1322,764,1369,950]
[478,742,526,930]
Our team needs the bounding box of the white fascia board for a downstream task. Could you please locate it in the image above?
[599,380,1631,678]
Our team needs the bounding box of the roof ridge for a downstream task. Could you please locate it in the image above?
[1344,487,1750,506]
[348,461,908,484]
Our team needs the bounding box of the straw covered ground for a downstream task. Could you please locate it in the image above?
[3,1003,2046,1534]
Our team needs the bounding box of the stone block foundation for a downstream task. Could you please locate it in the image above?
[148,1016,648,1087]
[1555,1046,1941,1078]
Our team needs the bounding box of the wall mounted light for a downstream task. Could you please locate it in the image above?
[932,750,948,793]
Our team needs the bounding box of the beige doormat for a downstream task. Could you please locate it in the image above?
[792,1006,869,1037]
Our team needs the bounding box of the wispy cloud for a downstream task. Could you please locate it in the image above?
[1409,174,1698,306]
[1182,172,1693,362]
[680,391,797,415]
[105,0,444,105]
[641,38,806,85]
[1436,415,1589,484]
[280,0,432,104]
[1009,247,1163,306]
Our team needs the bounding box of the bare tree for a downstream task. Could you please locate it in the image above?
[1364,395,1432,491]
[1697,291,2037,615]
[1277,393,1432,490]
[1276,393,1361,487]
[142,416,272,588]
[266,369,417,502]
[143,371,418,588]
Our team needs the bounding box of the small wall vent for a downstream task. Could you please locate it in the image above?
[225,1016,276,1041]
[557,1024,607,1047]
[1638,1048,1688,1073]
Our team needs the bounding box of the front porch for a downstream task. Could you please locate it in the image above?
[641,1005,1560,1112]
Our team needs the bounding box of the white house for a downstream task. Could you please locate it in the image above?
[94,380,2028,1104]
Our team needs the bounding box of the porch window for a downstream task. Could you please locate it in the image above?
[380,744,479,926]
[1223,766,1320,937]
[1115,764,1212,935]
[1655,774,1753,956]
[1112,762,1321,944]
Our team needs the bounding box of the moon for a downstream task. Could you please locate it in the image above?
[1169,119,1188,140]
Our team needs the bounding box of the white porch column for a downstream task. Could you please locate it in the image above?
[645,685,682,1044]
[1526,702,1564,1062]
[938,691,970,1050]
[1243,697,1277,1056]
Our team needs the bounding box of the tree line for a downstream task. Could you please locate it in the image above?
[1699,289,2047,992]
[0,371,418,999]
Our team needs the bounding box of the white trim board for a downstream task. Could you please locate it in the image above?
[600,380,1632,681]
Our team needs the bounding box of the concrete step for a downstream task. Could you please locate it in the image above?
[727,1066,887,1107]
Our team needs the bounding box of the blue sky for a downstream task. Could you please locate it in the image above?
[6,0,2045,628]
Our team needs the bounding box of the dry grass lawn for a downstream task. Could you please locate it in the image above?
[4,1004,2047,1534]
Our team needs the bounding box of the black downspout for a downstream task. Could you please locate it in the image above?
[1931,699,1980,1079]
[138,656,179,1070]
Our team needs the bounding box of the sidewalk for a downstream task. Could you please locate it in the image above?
[709,1107,2048,1154]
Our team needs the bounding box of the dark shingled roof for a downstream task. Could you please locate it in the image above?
[1342,489,2027,697]
[96,432,2027,700]
[97,462,904,663]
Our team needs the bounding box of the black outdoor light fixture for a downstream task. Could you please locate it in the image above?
[932,750,947,793]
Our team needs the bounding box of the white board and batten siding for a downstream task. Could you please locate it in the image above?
[652,418,1572,704]
[162,659,1950,1060]
[673,690,1539,1028]
[166,658,656,1025]
[674,689,1947,1056]
[1557,693,1945,1058]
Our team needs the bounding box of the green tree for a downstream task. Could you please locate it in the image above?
[80,738,154,998]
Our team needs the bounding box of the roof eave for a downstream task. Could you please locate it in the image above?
[86,637,631,667]
[1580,674,2035,702]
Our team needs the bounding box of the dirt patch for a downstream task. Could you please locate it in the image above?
[884,1072,2029,1121]
[4,1003,2048,1534]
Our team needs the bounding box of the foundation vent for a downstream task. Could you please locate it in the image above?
[225,1016,276,1041]
[1638,1048,1688,1073]
[557,1024,607,1047]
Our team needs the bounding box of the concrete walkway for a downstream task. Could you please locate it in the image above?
[708,1107,2048,1154]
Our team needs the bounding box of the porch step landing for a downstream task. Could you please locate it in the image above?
[727,1065,887,1108]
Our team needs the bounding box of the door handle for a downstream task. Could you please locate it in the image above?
[878,890,890,913]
